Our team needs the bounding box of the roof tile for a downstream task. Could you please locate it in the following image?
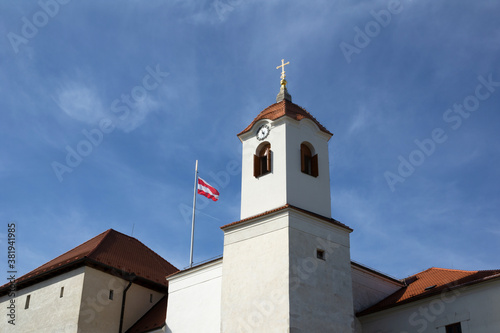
[238,99,333,136]
[358,267,500,316]
[2,229,178,291]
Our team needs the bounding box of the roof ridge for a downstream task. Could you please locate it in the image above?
[27,228,112,271]
[0,228,179,295]
[238,100,284,134]
[456,271,500,287]
[284,100,330,131]
[427,267,479,273]
[403,267,431,280]
[86,229,114,258]
[125,233,175,270]
[87,229,177,272]
[477,268,500,273]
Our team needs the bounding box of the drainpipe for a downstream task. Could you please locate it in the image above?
[119,273,136,333]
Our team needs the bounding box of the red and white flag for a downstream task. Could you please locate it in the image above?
[197,178,219,201]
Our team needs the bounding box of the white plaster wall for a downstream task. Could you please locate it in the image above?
[0,267,85,333]
[351,265,402,313]
[123,283,165,331]
[78,267,128,332]
[359,279,500,333]
[239,117,332,220]
[166,259,222,333]
[288,210,354,332]
[240,119,288,219]
[284,118,332,218]
[0,266,164,333]
[78,266,161,333]
[221,212,291,332]
[221,208,354,332]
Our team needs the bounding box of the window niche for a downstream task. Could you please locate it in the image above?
[445,323,462,333]
[301,143,318,177]
[254,143,272,178]
[25,295,31,309]
[316,249,325,260]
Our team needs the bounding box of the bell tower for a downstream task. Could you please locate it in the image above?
[238,59,333,220]
[220,60,355,332]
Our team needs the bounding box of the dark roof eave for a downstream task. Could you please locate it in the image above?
[84,258,170,293]
[0,257,169,296]
[141,324,166,333]
[0,258,87,296]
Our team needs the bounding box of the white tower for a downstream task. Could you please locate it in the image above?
[220,60,355,332]
[238,90,333,220]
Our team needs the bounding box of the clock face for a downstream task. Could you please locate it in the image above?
[256,124,270,141]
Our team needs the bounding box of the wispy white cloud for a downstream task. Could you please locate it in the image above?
[178,0,246,25]
[347,106,369,135]
[53,82,106,125]
[2,0,499,281]
[112,97,162,133]
[53,79,164,133]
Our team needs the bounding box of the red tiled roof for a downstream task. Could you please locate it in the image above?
[220,204,352,232]
[126,296,167,333]
[0,229,178,293]
[358,267,500,316]
[238,99,333,136]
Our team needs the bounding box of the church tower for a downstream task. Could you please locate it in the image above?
[220,60,355,332]
[238,59,333,220]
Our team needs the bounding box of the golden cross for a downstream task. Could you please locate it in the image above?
[276,59,290,81]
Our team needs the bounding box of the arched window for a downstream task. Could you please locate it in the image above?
[254,143,271,177]
[301,143,318,177]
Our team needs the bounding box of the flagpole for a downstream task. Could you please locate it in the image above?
[189,160,198,268]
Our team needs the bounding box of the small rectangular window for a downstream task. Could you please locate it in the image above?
[60,287,64,298]
[445,323,462,333]
[25,295,31,309]
[316,249,325,260]
[109,290,114,300]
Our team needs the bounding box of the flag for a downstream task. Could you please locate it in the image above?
[197,177,219,201]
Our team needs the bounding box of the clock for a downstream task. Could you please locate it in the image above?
[256,124,270,141]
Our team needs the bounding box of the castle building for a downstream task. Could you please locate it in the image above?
[165,62,500,333]
[2,62,500,332]
[0,229,178,333]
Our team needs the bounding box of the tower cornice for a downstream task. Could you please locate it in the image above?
[221,204,352,232]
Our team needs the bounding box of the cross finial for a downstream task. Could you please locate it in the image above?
[275,58,292,102]
[276,59,290,86]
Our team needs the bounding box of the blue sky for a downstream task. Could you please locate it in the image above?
[1,0,499,281]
